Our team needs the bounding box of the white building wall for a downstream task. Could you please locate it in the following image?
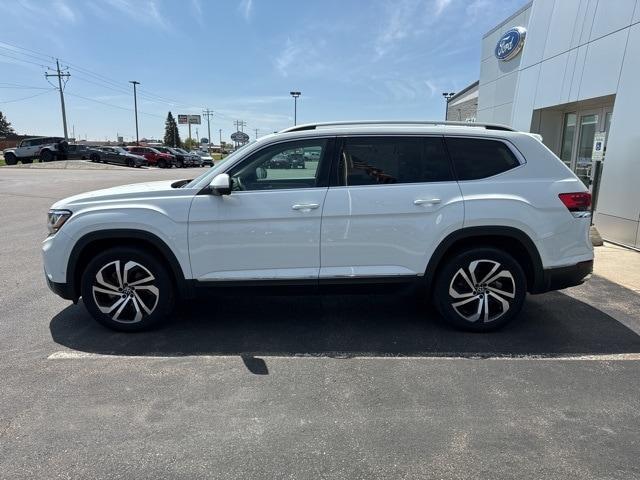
[478,0,640,248]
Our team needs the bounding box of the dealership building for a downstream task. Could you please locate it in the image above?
[475,0,640,249]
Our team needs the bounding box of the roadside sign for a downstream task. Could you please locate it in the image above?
[177,114,200,125]
[592,132,606,161]
[231,131,250,143]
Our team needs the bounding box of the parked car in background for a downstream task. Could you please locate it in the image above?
[173,147,202,167]
[266,153,291,169]
[89,146,147,168]
[2,136,64,164]
[193,149,214,166]
[126,146,175,168]
[158,147,196,168]
[64,144,92,160]
[288,152,306,169]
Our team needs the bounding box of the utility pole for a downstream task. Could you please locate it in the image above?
[253,128,259,140]
[203,108,214,145]
[45,59,70,140]
[290,91,301,126]
[442,92,455,121]
[129,81,140,144]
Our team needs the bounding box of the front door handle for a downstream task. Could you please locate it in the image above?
[292,203,320,211]
[414,198,441,206]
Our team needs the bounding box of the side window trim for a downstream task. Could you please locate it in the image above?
[227,136,337,190]
[329,134,455,187]
[444,135,526,182]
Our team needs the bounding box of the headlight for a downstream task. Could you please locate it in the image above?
[47,209,72,234]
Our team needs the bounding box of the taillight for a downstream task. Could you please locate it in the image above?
[559,192,591,213]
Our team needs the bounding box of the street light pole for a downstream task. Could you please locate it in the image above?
[442,92,455,121]
[129,81,140,144]
[290,91,301,126]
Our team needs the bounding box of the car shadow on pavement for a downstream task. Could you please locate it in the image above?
[49,275,640,359]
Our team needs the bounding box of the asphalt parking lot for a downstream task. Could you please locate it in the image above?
[1,167,639,479]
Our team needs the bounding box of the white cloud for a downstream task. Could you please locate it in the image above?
[374,0,454,58]
[239,0,253,21]
[102,0,171,31]
[53,0,77,23]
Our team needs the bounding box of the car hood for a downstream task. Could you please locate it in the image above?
[51,180,184,209]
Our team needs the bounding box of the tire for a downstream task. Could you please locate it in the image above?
[4,153,17,165]
[433,247,526,332]
[127,158,134,168]
[80,247,175,332]
[158,159,167,169]
[40,149,54,162]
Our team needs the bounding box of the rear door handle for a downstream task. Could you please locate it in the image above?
[414,198,441,206]
[292,203,320,211]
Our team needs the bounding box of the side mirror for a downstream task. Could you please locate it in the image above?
[209,173,232,196]
[256,166,267,179]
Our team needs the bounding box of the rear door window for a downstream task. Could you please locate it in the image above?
[445,137,521,181]
[338,136,452,186]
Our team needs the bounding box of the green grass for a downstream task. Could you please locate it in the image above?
[0,157,6,167]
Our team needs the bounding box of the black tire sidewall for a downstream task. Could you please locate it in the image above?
[80,247,174,332]
[5,153,17,165]
[434,247,526,332]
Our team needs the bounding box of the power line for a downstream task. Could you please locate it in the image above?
[0,89,54,104]
[0,51,51,68]
[64,91,164,118]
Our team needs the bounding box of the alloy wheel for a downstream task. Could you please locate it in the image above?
[91,260,159,324]
[448,259,516,323]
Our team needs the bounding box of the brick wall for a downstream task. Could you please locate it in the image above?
[447,97,478,122]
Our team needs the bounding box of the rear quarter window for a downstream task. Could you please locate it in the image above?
[445,137,521,181]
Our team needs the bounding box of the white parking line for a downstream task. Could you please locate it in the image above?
[47,351,640,361]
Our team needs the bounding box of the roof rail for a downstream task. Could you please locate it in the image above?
[279,120,516,134]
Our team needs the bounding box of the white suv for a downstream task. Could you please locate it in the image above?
[3,136,65,164]
[43,121,594,332]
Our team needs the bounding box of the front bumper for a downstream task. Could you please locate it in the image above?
[46,276,76,301]
[535,260,593,293]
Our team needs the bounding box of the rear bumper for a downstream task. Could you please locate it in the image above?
[533,260,593,293]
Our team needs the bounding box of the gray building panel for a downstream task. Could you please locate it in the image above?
[478,0,640,248]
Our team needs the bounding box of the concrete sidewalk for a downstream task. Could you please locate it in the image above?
[593,242,640,293]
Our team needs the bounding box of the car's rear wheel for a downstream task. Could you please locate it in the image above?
[433,247,526,332]
[80,247,175,332]
[40,149,54,162]
[127,158,134,168]
[4,153,17,165]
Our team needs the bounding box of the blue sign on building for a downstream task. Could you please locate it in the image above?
[495,27,527,61]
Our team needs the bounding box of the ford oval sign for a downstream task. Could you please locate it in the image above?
[495,26,526,61]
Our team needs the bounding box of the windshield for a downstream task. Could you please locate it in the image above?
[112,147,127,154]
[184,141,257,189]
[174,148,188,154]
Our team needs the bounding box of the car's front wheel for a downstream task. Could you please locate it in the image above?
[433,248,526,331]
[80,247,175,331]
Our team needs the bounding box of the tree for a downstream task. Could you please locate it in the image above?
[163,111,181,147]
[0,111,14,136]
[183,138,198,151]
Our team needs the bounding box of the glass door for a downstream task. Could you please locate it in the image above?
[575,111,599,187]
[560,113,577,169]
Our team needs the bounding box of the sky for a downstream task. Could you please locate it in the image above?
[0,0,528,143]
